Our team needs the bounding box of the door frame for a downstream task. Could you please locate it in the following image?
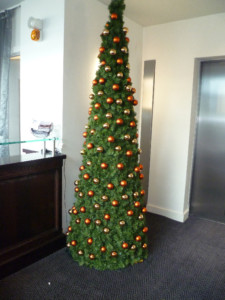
[186,56,225,216]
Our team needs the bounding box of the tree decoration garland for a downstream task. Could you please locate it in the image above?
[67,0,148,271]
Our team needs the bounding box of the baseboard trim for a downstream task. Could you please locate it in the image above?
[147,204,189,223]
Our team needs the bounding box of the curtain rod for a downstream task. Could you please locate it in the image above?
[0,3,21,14]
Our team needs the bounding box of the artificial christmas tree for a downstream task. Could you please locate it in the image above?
[67,0,148,270]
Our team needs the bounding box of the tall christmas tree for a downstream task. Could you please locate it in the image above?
[67,0,148,270]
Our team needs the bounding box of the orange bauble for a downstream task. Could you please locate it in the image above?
[117,163,124,170]
[107,183,114,190]
[80,206,86,213]
[95,103,101,109]
[79,165,85,171]
[94,115,99,121]
[112,200,119,206]
[68,226,72,232]
[133,100,138,106]
[83,173,90,180]
[130,121,136,127]
[139,164,144,170]
[127,77,131,83]
[101,246,106,252]
[99,47,105,53]
[108,136,115,143]
[126,150,133,156]
[140,174,144,179]
[71,240,77,246]
[116,118,124,125]
[134,201,141,207]
[83,132,87,138]
[85,218,91,225]
[87,238,93,244]
[136,133,139,138]
[101,60,106,66]
[125,37,130,43]
[111,13,118,19]
[92,79,98,85]
[142,207,147,213]
[88,190,94,197]
[140,189,145,196]
[120,180,127,187]
[143,227,149,233]
[117,58,123,65]
[72,209,78,215]
[101,162,108,169]
[104,214,110,220]
[127,95,134,101]
[132,87,136,93]
[113,84,120,91]
[134,166,140,172]
[74,187,79,192]
[127,210,134,216]
[113,36,120,43]
[122,242,129,249]
[87,143,94,149]
[106,97,114,104]
[135,235,142,241]
[99,78,105,84]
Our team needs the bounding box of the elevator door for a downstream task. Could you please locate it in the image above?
[190,60,225,223]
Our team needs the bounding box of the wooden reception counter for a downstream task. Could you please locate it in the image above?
[0,153,66,278]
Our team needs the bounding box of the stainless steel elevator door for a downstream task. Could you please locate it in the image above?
[190,60,225,223]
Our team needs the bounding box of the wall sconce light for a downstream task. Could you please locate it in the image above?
[28,17,43,41]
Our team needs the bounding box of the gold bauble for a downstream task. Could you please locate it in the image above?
[124,109,130,115]
[68,209,72,214]
[93,178,100,184]
[90,129,96,135]
[67,243,70,247]
[106,112,112,119]
[131,245,136,250]
[103,123,110,129]
[97,146,104,152]
[115,146,121,151]
[142,243,148,249]
[103,227,110,233]
[111,251,118,257]
[126,63,130,69]
[121,46,128,53]
[66,231,69,236]
[125,85,132,91]
[105,65,111,72]
[133,192,139,198]
[102,195,109,201]
[121,194,128,200]
[117,72,123,78]
[128,173,134,179]
[80,149,86,155]
[98,90,104,96]
[89,254,95,260]
[74,180,79,186]
[87,161,92,166]
[89,94,94,99]
[138,148,142,154]
[94,203,100,209]
[95,219,102,225]
[102,29,109,35]
[78,250,84,255]
[139,214,144,220]
[116,99,123,105]
[123,27,129,34]
[124,134,131,140]
[76,218,81,224]
[78,192,84,198]
[119,220,126,226]
[110,49,117,55]
[85,125,89,129]
[132,139,138,144]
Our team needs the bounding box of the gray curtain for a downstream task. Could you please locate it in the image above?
[0,10,14,157]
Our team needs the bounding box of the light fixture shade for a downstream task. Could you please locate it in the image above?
[28,17,42,30]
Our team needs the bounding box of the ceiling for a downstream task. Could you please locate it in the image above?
[1,0,225,26]
[98,0,225,26]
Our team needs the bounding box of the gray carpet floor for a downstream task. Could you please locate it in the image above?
[0,213,225,300]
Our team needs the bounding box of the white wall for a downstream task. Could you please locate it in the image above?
[20,0,65,150]
[143,13,225,222]
[62,0,143,231]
